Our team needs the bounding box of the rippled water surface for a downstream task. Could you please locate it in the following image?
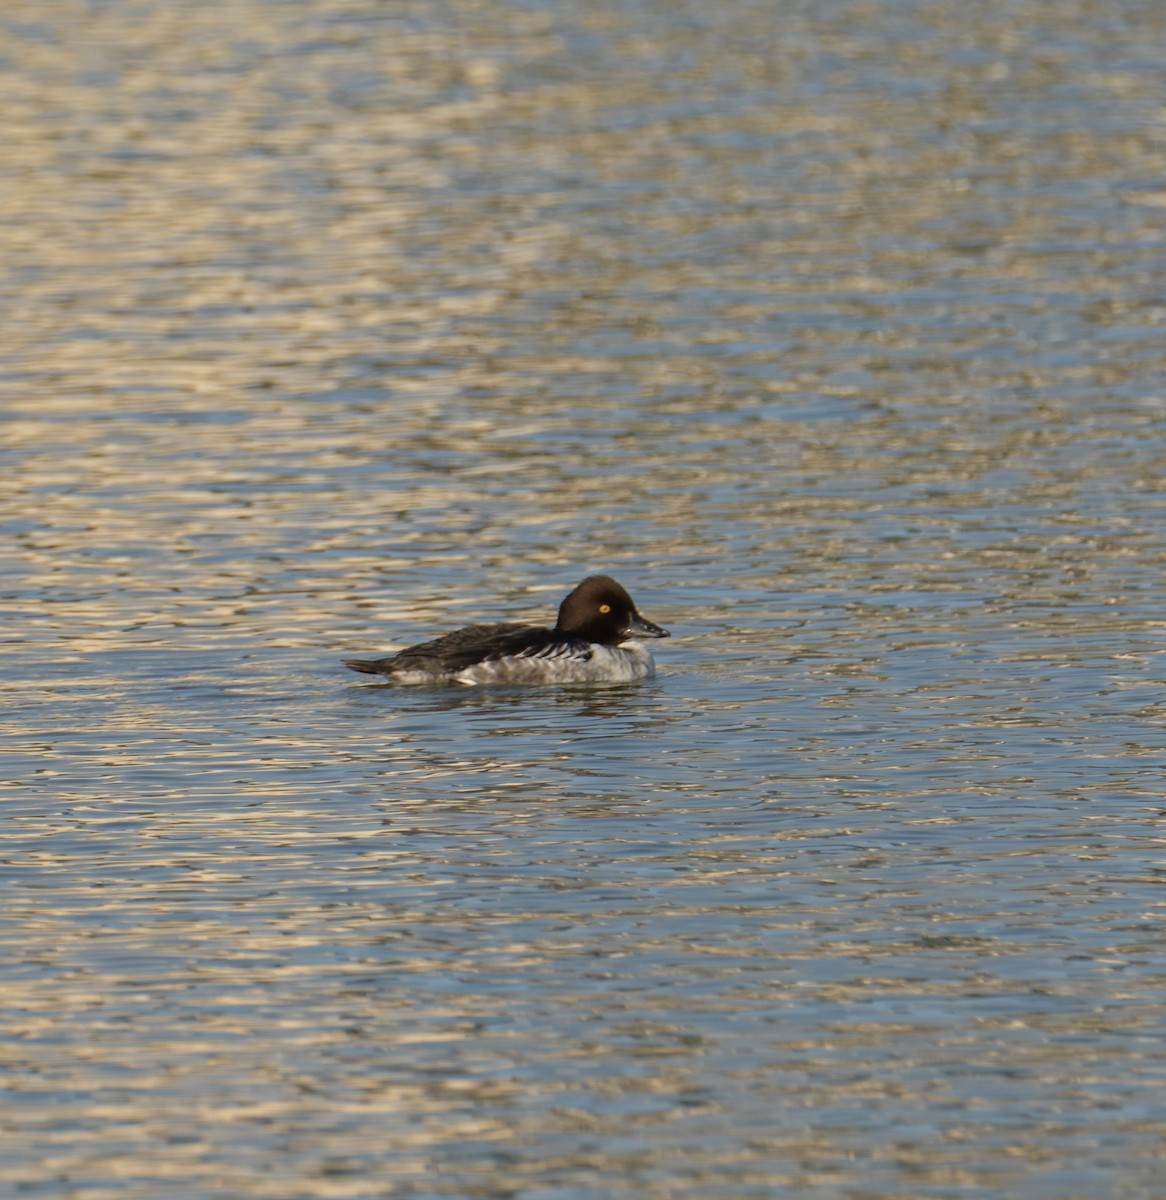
[4,1,1166,1196]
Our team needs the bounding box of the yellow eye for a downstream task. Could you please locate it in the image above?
[599,603,611,614]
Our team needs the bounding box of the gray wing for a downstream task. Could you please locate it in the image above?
[346,622,592,676]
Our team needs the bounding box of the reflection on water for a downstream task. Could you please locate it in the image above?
[4,0,1166,1195]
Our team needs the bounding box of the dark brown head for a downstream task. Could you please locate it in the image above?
[554,575,670,645]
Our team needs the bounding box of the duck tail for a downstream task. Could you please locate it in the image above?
[343,657,389,675]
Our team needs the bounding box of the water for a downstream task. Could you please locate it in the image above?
[4,0,1166,1196]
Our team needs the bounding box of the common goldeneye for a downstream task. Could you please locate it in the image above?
[344,575,669,685]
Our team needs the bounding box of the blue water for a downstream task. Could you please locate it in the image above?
[4,0,1166,1196]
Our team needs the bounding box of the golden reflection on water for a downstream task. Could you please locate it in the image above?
[4,0,1166,1196]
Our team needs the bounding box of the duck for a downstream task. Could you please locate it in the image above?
[344,574,669,685]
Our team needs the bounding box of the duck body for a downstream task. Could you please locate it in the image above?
[344,575,669,686]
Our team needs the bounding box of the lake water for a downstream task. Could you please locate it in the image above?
[4,1,1166,1196]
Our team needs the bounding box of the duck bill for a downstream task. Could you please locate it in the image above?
[622,612,670,639]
